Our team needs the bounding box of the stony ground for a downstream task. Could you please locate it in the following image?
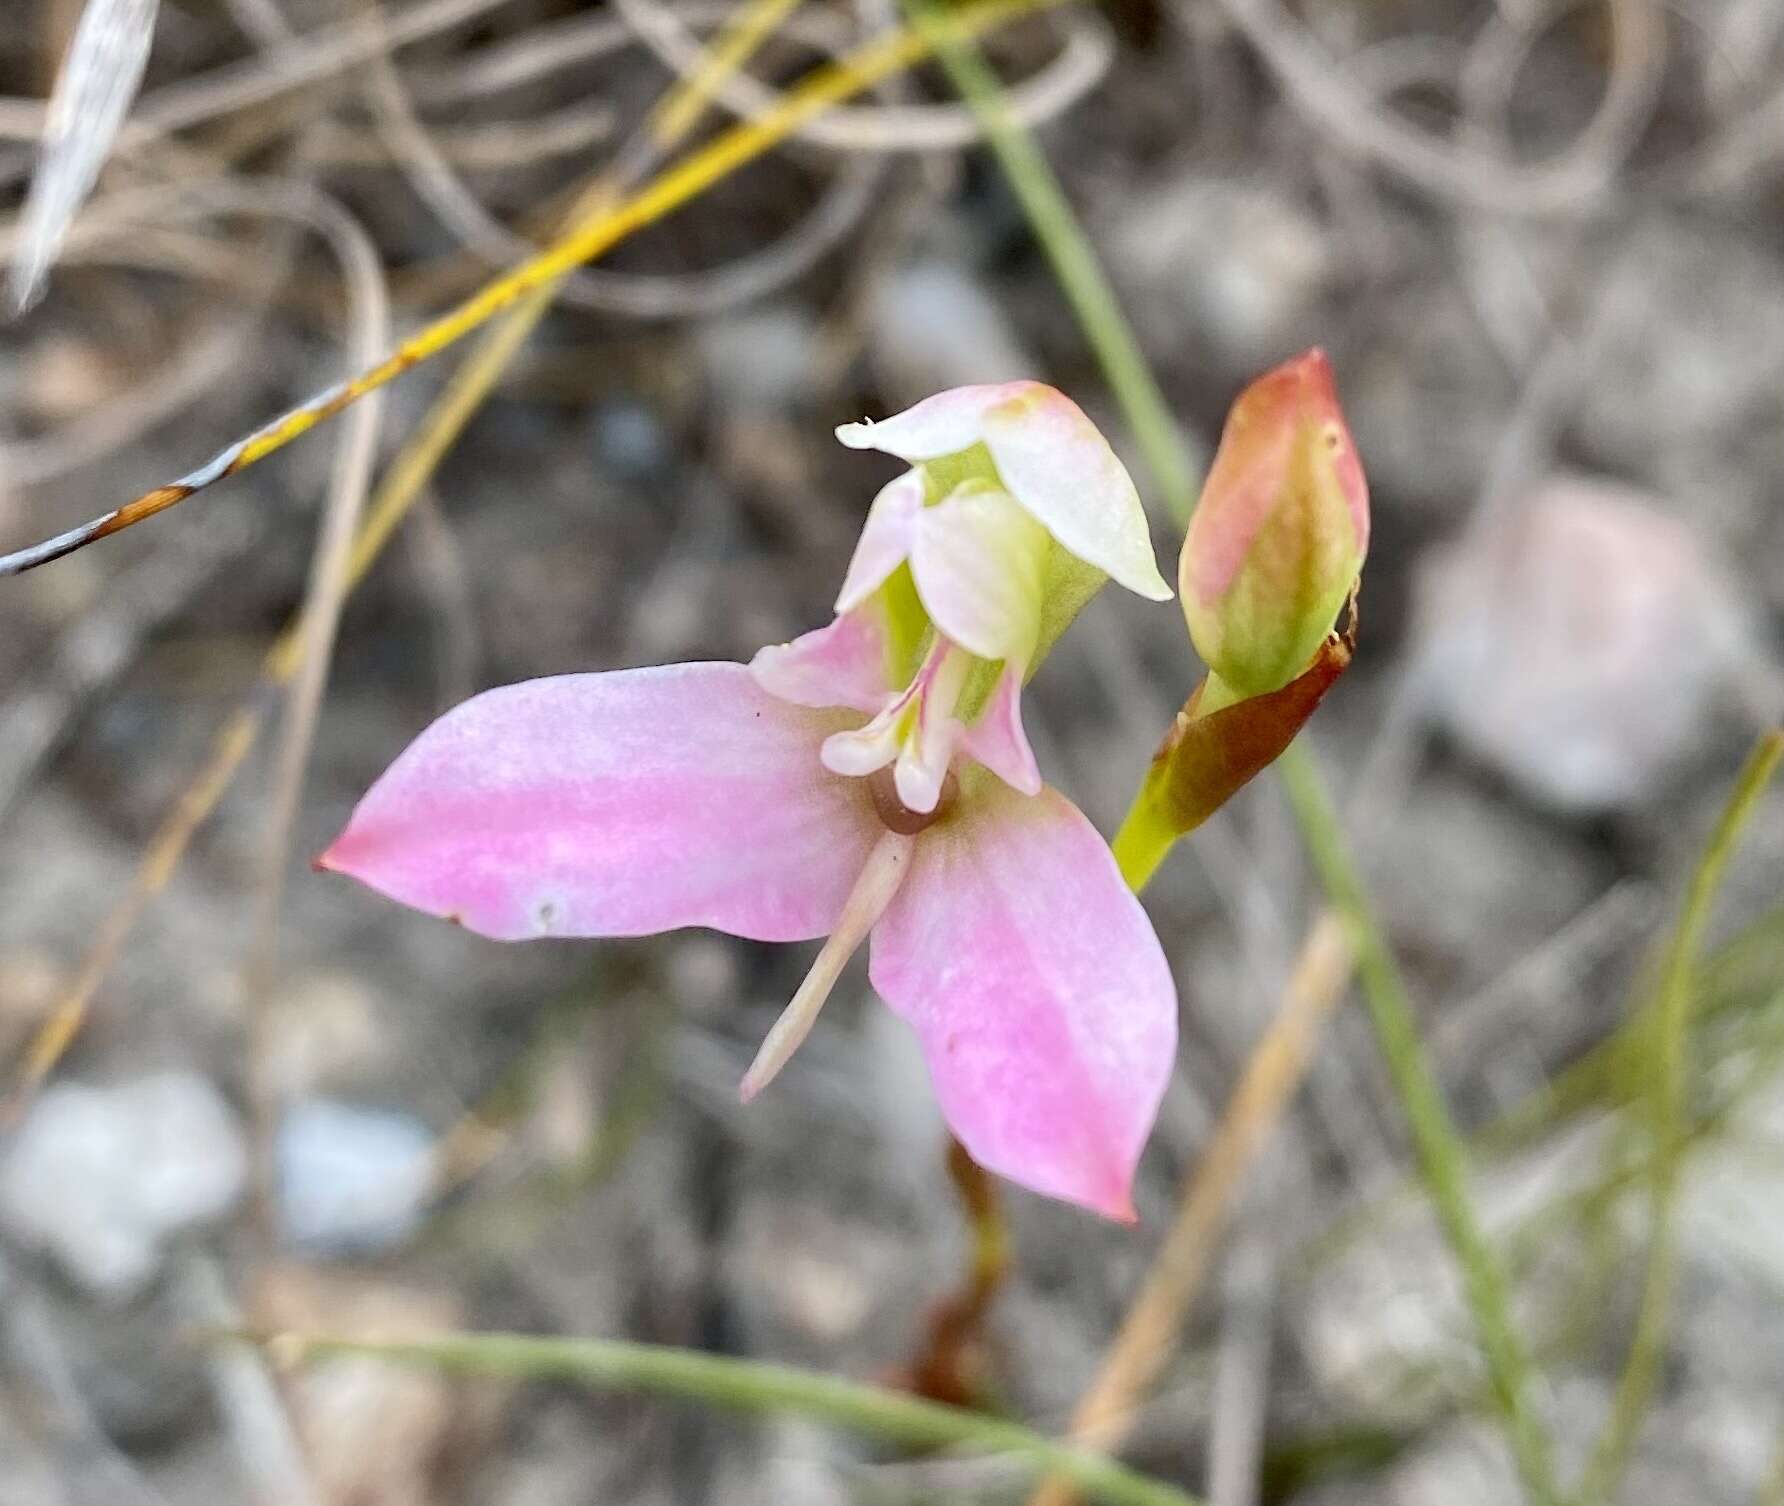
[1,0,1782,1502]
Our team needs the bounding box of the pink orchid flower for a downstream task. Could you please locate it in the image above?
[320,383,1179,1220]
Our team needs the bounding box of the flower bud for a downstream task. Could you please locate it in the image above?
[1179,350,1368,700]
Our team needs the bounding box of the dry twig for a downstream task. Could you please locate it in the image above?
[1027,911,1353,1506]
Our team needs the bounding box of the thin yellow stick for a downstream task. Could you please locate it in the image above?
[0,0,1053,576]
[7,0,1059,1108]
[647,0,804,143]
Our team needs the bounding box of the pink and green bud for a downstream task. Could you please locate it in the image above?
[1179,349,1368,702]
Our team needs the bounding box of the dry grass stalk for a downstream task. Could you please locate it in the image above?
[11,0,159,311]
[1028,910,1353,1506]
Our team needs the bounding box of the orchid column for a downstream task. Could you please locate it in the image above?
[322,383,1181,1220]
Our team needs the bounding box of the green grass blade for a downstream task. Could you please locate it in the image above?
[1581,729,1784,1502]
[254,1330,1204,1506]
[903,0,1198,527]
[1278,741,1563,1506]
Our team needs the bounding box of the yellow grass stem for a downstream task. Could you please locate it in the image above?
[0,0,1060,576]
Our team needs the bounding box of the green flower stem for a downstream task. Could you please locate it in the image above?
[1276,741,1563,1506]
[1111,789,1178,892]
[1110,672,1246,887]
[902,0,1199,528]
[252,1330,1203,1506]
[1581,728,1784,1503]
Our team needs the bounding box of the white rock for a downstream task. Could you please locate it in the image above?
[276,1099,436,1254]
[1106,177,1332,369]
[589,398,669,481]
[1301,1123,1605,1419]
[0,1072,245,1302]
[1418,477,1760,813]
[257,1265,473,1506]
[867,260,1038,400]
[1681,1076,1784,1294]
[699,306,819,413]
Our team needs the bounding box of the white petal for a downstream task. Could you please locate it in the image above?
[835,471,923,614]
[835,385,1015,461]
[981,391,1171,601]
[909,483,1048,663]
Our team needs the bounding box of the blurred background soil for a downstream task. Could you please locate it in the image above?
[0,0,1782,1502]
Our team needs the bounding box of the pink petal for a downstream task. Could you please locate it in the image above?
[869,777,1177,1218]
[962,663,1041,796]
[320,664,880,943]
[750,607,891,713]
[818,640,966,816]
[835,471,923,614]
[821,706,904,780]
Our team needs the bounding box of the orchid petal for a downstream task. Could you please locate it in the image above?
[892,647,968,815]
[836,384,1009,461]
[962,662,1041,797]
[835,471,923,615]
[821,680,911,779]
[320,664,879,943]
[750,607,891,713]
[979,389,1170,603]
[820,643,968,815]
[910,483,1047,664]
[869,777,1178,1218]
[838,383,1171,603]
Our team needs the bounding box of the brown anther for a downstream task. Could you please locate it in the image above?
[869,766,958,835]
